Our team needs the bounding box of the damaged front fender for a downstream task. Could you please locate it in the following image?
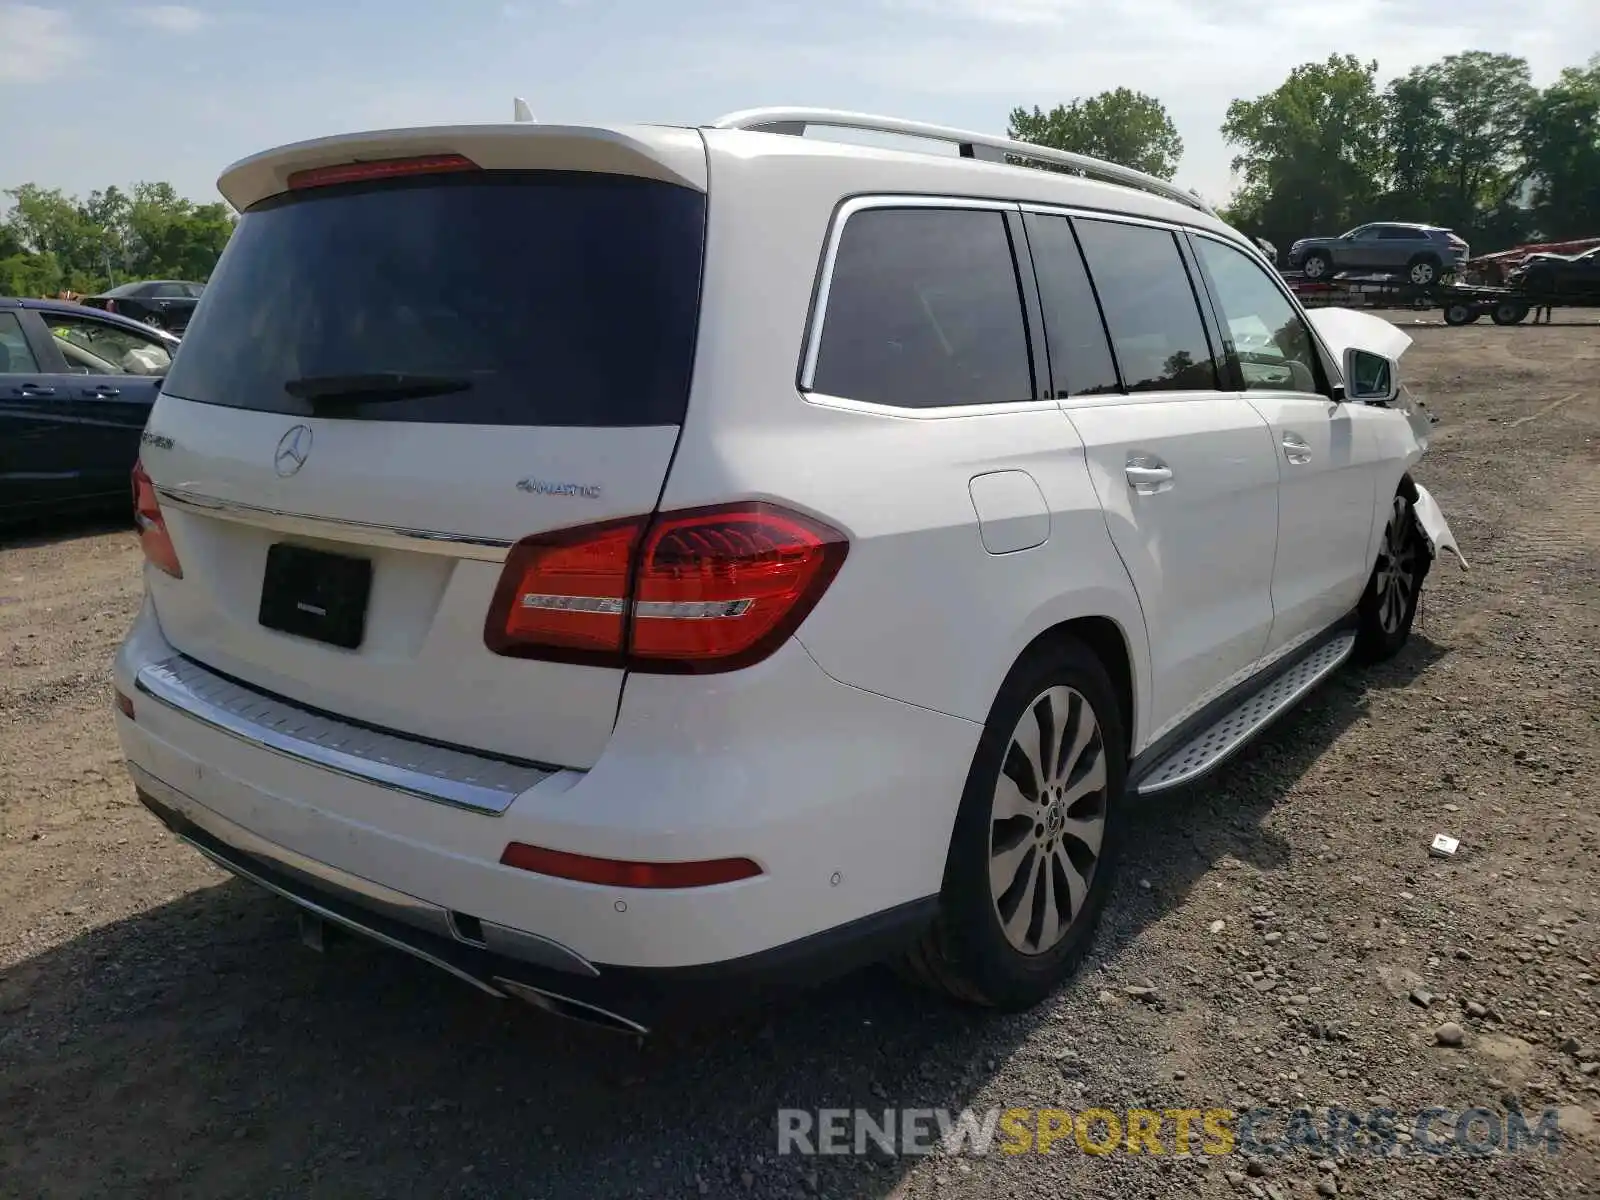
[1412,483,1468,570]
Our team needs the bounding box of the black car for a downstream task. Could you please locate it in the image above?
[1,297,180,522]
[1511,247,1600,299]
[80,279,205,333]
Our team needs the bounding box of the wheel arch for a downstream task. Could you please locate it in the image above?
[1011,616,1138,757]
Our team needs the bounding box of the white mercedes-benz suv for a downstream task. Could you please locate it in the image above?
[114,108,1465,1033]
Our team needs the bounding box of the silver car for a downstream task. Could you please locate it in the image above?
[1287,223,1469,286]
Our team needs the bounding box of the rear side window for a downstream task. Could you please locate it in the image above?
[1023,214,1121,397]
[1074,219,1219,394]
[810,207,1033,409]
[163,172,706,426]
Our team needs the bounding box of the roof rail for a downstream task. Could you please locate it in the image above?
[709,107,1214,216]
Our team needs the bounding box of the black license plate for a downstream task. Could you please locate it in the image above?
[258,543,373,650]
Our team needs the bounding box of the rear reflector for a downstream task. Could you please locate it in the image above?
[485,503,848,673]
[287,154,479,191]
[500,842,762,888]
[114,690,135,719]
[132,460,182,578]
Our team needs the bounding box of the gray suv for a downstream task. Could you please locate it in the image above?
[1287,223,1469,286]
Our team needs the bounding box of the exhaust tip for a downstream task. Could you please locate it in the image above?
[492,977,649,1036]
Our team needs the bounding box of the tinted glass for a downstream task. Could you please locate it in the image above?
[1074,220,1218,393]
[1194,237,1323,395]
[163,172,706,426]
[1024,214,1120,397]
[43,313,172,376]
[0,313,40,372]
[1378,227,1425,240]
[811,208,1032,408]
[102,282,143,297]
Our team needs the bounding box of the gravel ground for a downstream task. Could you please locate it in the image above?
[1,323,1597,1200]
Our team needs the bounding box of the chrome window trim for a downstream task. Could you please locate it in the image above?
[1055,388,1244,413]
[157,486,514,563]
[1020,202,1196,234]
[798,194,1023,397]
[134,655,551,816]
[803,393,1067,420]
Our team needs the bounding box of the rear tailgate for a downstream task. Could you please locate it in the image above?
[137,126,707,770]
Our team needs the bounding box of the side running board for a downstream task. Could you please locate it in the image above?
[1134,633,1356,796]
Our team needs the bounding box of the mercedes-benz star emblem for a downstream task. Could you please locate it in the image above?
[274,425,313,478]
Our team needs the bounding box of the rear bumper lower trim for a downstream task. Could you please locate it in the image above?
[130,763,599,978]
[132,765,938,1032]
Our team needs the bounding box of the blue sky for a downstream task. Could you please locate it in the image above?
[2,0,1596,210]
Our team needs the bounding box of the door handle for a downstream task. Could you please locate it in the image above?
[14,384,57,397]
[1282,433,1312,465]
[1125,457,1174,495]
[82,386,120,398]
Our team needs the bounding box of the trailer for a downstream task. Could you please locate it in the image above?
[1435,285,1540,327]
[1282,270,1591,326]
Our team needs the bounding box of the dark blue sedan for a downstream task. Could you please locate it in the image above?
[1,297,182,522]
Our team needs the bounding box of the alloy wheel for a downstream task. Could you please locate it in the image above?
[1373,496,1419,634]
[988,686,1108,956]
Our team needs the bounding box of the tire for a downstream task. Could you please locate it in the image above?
[1408,255,1442,287]
[900,638,1128,1011]
[1491,301,1529,326]
[1354,486,1432,664]
[1443,303,1478,326]
[1301,251,1332,280]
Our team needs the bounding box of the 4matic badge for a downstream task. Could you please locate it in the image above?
[517,478,602,499]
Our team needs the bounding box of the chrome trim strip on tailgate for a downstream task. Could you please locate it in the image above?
[134,655,550,815]
[156,487,514,562]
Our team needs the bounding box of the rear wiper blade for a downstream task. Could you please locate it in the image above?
[284,372,472,407]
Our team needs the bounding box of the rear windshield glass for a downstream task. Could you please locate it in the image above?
[163,171,705,426]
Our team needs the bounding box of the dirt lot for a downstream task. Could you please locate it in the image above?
[1,323,1597,1200]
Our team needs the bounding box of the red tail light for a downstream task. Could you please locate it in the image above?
[485,503,848,673]
[287,154,479,191]
[132,460,182,578]
[104,299,117,313]
[500,842,762,888]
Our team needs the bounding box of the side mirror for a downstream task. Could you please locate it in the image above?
[1342,347,1399,404]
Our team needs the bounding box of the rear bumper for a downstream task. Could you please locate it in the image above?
[114,598,977,1012]
[132,769,934,1032]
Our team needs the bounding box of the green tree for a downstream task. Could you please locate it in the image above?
[1221,55,1389,250]
[1008,88,1184,179]
[1383,52,1535,237]
[1522,57,1600,238]
[2,180,234,296]
[3,184,109,291]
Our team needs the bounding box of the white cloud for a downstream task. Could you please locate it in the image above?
[129,5,208,35]
[0,3,84,82]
